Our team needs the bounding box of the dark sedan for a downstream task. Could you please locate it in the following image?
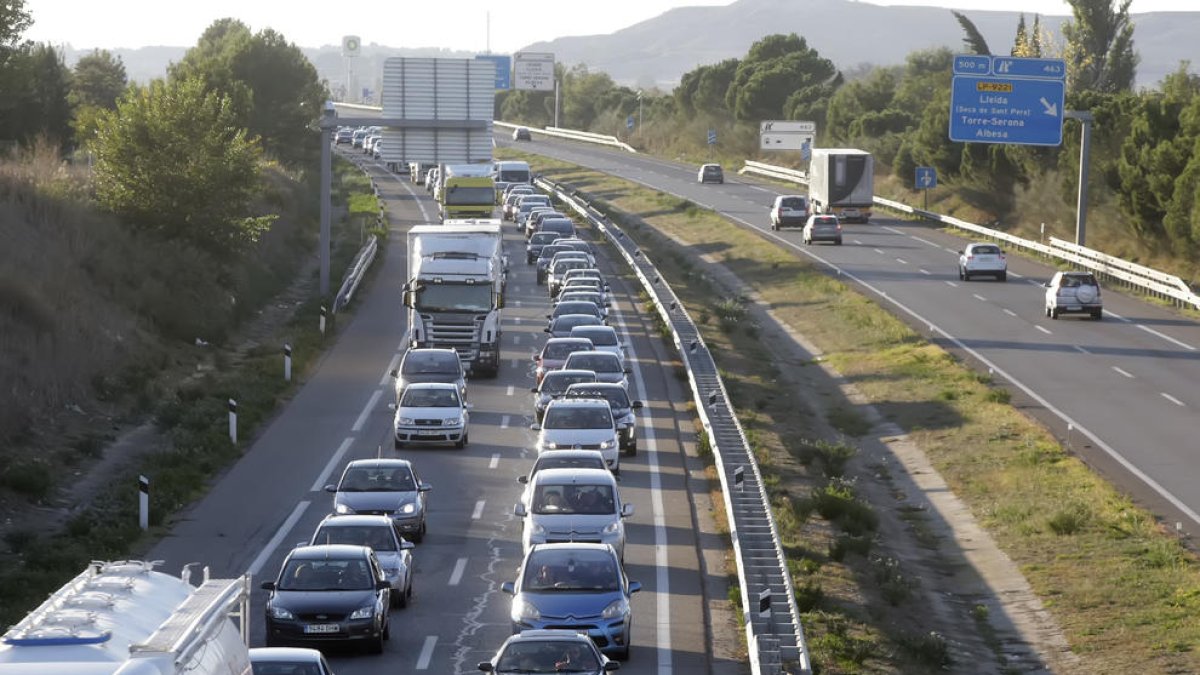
[262,544,391,654]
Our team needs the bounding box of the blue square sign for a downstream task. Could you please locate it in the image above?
[915,167,936,189]
[475,54,512,90]
[949,55,1066,147]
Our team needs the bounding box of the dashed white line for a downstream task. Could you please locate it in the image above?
[1112,366,1134,378]
[944,246,959,254]
[746,184,774,193]
[1035,325,1052,335]
[513,316,522,324]
[510,358,519,368]
[919,268,931,275]
[1136,325,1197,351]
[380,353,401,386]
[513,335,521,345]
[945,281,959,287]
[1074,345,1090,354]
[973,294,987,302]
[352,389,383,432]
[506,385,515,396]
[852,239,863,245]
[312,437,356,492]
[489,453,500,469]
[448,557,468,586]
[883,226,904,234]
[247,501,311,576]
[1162,392,1186,407]
[514,299,522,308]
[1003,309,1018,317]
[873,248,885,255]
[472,500,485,520]
[896,258,908,265]
[501,415,511,429]
[911,236,937,247]
[416,636,437,670]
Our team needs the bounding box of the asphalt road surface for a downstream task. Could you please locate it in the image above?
[148,152,721,674]
[498,132,1200,535]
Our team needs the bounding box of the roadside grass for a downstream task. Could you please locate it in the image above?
[0,157,381,627]
[503,148,1200,672]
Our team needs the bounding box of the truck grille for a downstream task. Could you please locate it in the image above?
[422,315,482,361]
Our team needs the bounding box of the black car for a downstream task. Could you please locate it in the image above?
[535,244,574,285]
[698,163,724,184]
[479,629,619,673]
[262,544,391,654]
[527,231,564,265]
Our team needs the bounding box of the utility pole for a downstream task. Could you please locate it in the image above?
[1064,110,1094,247]
[637,90,643,138]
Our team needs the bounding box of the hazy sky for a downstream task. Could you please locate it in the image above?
[23,0,1195,53]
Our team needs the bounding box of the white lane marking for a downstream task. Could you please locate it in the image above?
[512,285,520,293]
[945,281,958,288]
[247,501,310,576]
[873,248,884,255]
[746,184,774,193]
[381,168,431,221]
[1026,279,1042,287]
[1074,345,1090,355]
[510,358,519,368]
[608,309,672,671]
[506,385,515,396]
[1003,309,1018,317]
[448,558,468,586]
[973,294,987,302]
[513,335,521,345]
[1105,309,1129,322]
[896,258,908,265]
[489,453,500,469]
[1113,366,1134,378]
[311,437,355,492]
[919,268,931,275]
[883,226,904,234]
[1035,325,1052,335]
[513,316,522,324]
[380,353,401,386]
[416,636,437,670]
[472,500,486,520]
[852,239,863,245]
[501,415,511,429]
[1009,271,1024,279]
[1162,392,1186,407]
[911,236,937,247]
[944,246,958,254]
[514,299,522,308]
[352,389,384,432]
[1136,325,1197,351]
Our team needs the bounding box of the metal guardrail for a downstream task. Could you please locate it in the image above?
[496,121,637,153]
[536,176,811,675]
[333,235,378,314]
[741,160,1200,310]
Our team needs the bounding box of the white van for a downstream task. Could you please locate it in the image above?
[514,467,633,561]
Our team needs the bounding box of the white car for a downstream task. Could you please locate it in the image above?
[770,195,809,230]
[393,382,470,449]
[958,242,1008,281]
[1045,271,1103,320]
[533,398,621,473]
[250,647,336,675]
[515,468,633,561]
[802,214,842,245]
[516,449,609,508]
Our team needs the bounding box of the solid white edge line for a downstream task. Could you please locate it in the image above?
[352,389,384,432]
[247,501,311,576]
[311,437,356,492]
[448,557,468,586]
[416,635,437,669]
[489,453,501,469]
[609,308,672,673]
[722,214,1200,529]
[472,500,486,520]
[1112,366,1134,378]
[1162,392,1186,407]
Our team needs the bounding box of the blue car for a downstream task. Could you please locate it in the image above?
[501,543,641,659]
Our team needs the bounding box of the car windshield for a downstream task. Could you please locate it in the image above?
[496,640,600,673]
[541,373,595,395]
[552,316,601,333]
[313,525,397,552]
[278,558,374,592]
[250,660,326,675]
[779,197,805,208]
[569,387,629,409]
[813,217,838,225]
[565,354,619,373]
[339,466,416,492]
[1060,274,1097,287]
[552,260,588,274]
[560,294,600,306]
[543,406,613,430]
[573,329,616,346]
[540,222,575,236]
[402,352,460,376]
[400,387,461,407]
[533,456,607,474]
[444,186,495,206]
[972,245,1001,255]
[543,341,592,360]
[413,283,492,313]
[533,483,615,515]
[538,246,571,262]
[555,302,599,317]
[530,232,560,246]
[522,549,619,592]
[499,169,531,182]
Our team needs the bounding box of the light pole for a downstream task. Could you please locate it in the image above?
[1064,110,1094,247]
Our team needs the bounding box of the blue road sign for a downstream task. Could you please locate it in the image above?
[475,54,512,90]
[991,56,1065,80]
[953,54,991,76]
[949,55,1066,146]
[707,129,717,146]
[800,139,811,163]
[627,115,635,130]
[915,167,937,189]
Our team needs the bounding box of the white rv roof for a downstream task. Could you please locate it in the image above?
[410,223,501,236]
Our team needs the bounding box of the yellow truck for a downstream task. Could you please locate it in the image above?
[438,164,497,221]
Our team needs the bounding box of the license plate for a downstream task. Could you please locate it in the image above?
[418,430,441,436]
[1065,305,1081,311]
[304,624,340,634]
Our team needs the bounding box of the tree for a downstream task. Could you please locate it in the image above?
[70,49,128,146]
[1012,15,1029,57]
[0,43,72,145]
[92,77,265,257]
[0,0,30,63]
[725,34,838,122]
[952,11,992,56]
[1062,0,1138,94]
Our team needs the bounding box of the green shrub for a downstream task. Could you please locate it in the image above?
[0,460,54,501]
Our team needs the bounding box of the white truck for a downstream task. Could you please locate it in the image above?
[0,560,251,675]
[807,148,874,224]
[492,160,532,199]
[404,222,506,377]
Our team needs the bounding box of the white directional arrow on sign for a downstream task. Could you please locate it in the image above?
[1040,97,1059,117]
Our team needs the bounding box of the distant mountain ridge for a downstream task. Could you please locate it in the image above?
[56,0,1199,92]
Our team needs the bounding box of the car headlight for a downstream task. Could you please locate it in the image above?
[531,523,545,535]
[335,503,354,515]
[602,521,621,534]
[443,416,463,426]
[398,417,415,425]
[599,439,614,449]
[513,597,541,621]
[400,503,417,515]
[600,598,629,619]
[545,442,560,450]
[269,605,295,620]
[349,604,374,620]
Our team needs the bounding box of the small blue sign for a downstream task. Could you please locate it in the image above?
[801,139,811,163]
[953,54,991,76]
[991,56,1066,80]
[475,54,512,90]
[627,115,635,130]
[915,166,937,189]
[707,129,717,146]
[949,55,1066,147]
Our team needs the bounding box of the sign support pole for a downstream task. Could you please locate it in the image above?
[1065,110,1093,247]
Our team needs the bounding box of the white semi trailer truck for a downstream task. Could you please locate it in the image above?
[807,148,874,224]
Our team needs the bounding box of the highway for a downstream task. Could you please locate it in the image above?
[496,133,1200,533]
[147,153,719,673]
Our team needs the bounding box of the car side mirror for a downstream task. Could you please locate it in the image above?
[623,367,632,374]
[418,482,432,492]
[323,484,337,493]
[479,664,495,673]
[377,580,391,590]
[260,581,276,591]
[544,328,551,333]
[628,581,642,594]
[604,662,621,671]
[530,424,541,431]
[514,503,527,517]
[531,387,539,393]
[401,540,415,550]
[632,400,643,409]
[500,581,516,595]
[621,503,634,518]
[464,403,474,409]
[517,475,529,484]
[390,368,399,378]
